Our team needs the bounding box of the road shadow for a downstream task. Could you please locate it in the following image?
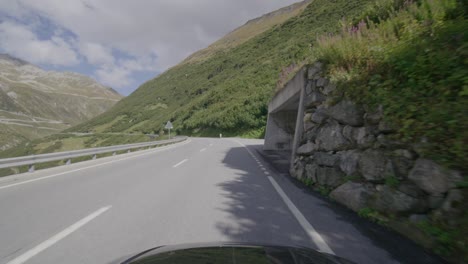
[247,143,447,264]
[216,146,312,248]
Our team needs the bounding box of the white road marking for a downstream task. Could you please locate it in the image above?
[0,139,191,191]
[200,148,207,152]
[261,167,266,171]
[268,176,334,254]
[173,159,188,168]
[264,171,270,175]
[209,143,213,147]
[6,206,111,264]
[232,138,334,255]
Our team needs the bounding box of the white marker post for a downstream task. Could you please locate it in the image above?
[165,121,173,139]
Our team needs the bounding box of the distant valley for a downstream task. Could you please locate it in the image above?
[0,54,122,150]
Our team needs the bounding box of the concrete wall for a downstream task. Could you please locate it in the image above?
[264,110,297,150]
[264,68,305,152]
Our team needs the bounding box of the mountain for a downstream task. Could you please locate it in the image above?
[73,0,359,137]
[0,54,122,149]
[181,0,310,65]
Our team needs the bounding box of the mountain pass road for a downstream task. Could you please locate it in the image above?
[0,138,444,264]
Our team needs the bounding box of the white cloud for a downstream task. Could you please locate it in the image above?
[0,0,301,93]
[1,0,300,70]
[79,42,114,66]
[0,21,79,66]
[95,66,132,89]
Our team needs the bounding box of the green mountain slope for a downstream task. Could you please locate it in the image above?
[181,0,310,65]
[72,0,379,137]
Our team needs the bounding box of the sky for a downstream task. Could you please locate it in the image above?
[0,0,300,95]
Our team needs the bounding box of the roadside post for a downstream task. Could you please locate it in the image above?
[165,121,173,139]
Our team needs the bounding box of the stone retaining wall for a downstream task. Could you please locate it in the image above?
[291,63,464,223]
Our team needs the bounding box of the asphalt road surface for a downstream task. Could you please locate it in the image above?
[0,138,444,264]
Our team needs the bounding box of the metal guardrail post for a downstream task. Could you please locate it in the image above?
[66,159,71,165]
[28,164,35,173]
[92,154,97,160]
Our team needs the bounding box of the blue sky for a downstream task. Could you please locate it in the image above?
[0,0,299,96]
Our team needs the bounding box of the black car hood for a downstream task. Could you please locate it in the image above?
[117,242,355,264]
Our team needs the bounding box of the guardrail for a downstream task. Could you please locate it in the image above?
[0,136,188,172]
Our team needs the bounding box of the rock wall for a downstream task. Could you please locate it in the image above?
[292,63,464,223]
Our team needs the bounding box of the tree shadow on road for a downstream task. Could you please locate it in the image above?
[217,144,447,264]
[215,146,312,248]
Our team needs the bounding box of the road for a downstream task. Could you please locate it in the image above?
[0,138,444,264]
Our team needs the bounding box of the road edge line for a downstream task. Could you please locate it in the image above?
[231,138,334,254]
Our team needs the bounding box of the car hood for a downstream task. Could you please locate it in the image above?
[116,242,355,264]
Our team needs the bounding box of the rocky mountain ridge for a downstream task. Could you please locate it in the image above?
[0,53,122,149]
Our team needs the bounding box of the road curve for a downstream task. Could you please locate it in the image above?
[0,138,444,264]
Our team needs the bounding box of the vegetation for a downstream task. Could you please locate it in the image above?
[417,220,458,257]
[415,208,468,262]
[69,1,466,177]
[385,175,400,188]
[0,54,122,150]
[0,133,155,159]
[314,0,467,173]
[181,1,310,65]
[358,207,389,225]
[301,177,314,187]
[71,0,382,137]
[343,175,362,183]
[0,132,172,177]
[313,1,467,260]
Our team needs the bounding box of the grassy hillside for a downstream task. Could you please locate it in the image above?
[312,0,467,260]
[315,0,467,173]
[72,0,381,137]
[181,0,310,65]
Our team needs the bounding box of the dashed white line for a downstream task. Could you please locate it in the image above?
[0,140,191,191]
[209,143,213,147]
[200,148,207,152]
[173,159,188,168]
[7,206,112,264]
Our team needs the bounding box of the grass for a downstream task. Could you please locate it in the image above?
[0,133,179,177]
[0,133,155,159]
[70,0,381,138]
[358,207,389,225]
[417,220,457,257]
[385,175,400,188]
[344,175,362,183]
[314,0,467,173]
[317,186,331,196]
[0,57,122,151]
[415,210,468,263]
[181,1,310,65]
